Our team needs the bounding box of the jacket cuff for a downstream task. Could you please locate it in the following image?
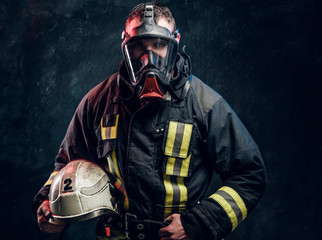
[181,206,217,240]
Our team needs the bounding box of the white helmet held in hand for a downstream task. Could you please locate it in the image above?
[48,159,119,224]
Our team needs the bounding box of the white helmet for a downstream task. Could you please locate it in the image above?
[48,159,119,224]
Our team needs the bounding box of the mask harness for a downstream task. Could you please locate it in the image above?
[121,2,179,103]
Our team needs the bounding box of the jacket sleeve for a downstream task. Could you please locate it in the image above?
[32,94,98,216]
[181,98,267,240]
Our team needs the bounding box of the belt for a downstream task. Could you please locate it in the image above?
[124,213,169,240]
[100,213,169,240]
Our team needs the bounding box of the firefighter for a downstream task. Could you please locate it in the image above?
[33,2,267,240]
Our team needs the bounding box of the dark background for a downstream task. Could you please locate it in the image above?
[1,0,322,239]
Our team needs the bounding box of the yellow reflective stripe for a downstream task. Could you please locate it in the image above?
[100,117,107,140]
[165,156,176,175]
[177,176,187,211]
[180,154,191,177]
[50,171,59,178]
[164,174,173,218]
[44,179,53,186]
[210,186,248,231]
[163,175,188,218]
[115,178,129,210]
[107,152,128,211]
[100,114,119,140]
[165,121,193,159]
[163,122,192,217]
[110,114,119,139]
[220,186,247,220]
[106,155,114,173]
[164,174,173,205]
[179,124,193,158]
[123,196,129,210]
[210,193,239,230]
[43,171,59,186]
[165,121,177,156]
[165,155,191,177]
[111,150,123,183]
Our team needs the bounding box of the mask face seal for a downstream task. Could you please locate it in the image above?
[137,72,164,101]
[121,2,179,101]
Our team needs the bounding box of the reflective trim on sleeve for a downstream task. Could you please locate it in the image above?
[209,186,247,231]
[220,186,247,220]
[44,171,59,186]
[44,179,53,186]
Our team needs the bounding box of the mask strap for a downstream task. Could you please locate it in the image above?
[145,2,154,19]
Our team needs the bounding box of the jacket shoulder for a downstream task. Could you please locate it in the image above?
[85,73,118,105]
[189,75,222,118]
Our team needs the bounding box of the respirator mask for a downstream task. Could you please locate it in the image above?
[121,3,179,102]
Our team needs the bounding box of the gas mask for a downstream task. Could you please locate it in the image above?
[121,3,179,102]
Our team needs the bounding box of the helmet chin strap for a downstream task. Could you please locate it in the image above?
[138,72,164,102]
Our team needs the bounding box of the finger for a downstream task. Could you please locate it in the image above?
[37,204,44,216]
[38,216,48,226]
[43,209,51,218]
[38,209,49,225]
[160,237,169,240]
[39,220,66,233]
[41,200,52,218]
[159,226,170,237]
[39,221,51,231]
[37,201,52,225]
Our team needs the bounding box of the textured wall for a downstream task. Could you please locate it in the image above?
[1,0,321,239]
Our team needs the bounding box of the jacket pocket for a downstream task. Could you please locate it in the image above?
[100,114,119,140]
[96,113,119,159]
[162,121,194,177]
[95,113,119,142]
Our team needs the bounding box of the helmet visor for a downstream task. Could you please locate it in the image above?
[123,37,178,85]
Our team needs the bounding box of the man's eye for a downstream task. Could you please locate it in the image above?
[154,41,167,49]
[133,41,145,50]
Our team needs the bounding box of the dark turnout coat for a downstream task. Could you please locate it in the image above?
[33,57,267,240]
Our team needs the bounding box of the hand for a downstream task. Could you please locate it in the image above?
[37,200,66,233]
[159,214,192,240]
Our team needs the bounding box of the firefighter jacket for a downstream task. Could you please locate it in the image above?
[33,54,267,240]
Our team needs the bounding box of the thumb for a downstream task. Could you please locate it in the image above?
[164,214,174,223]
